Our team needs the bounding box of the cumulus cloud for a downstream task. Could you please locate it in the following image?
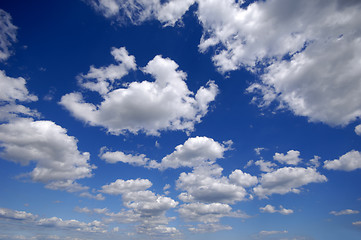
[324,150,361,171]
[0,118,94,191]
[259,204,293,215]
[274,150,302,165]
[149,136,232,170]
[253,167,327,198]
[99,178,179,236]
[188,223,232,233]
[330,209,359,216]
[100,149,150,166]
[176,164,252,204]
[0,9,17,61]
[255,160,277,173]
[60,51,218,136]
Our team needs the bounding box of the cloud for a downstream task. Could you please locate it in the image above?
[253,167,327,198]
[355,124,361,136]
[229,169,258,188]
[273,150,302,165]
[324,150,361,171]
[0,9,17,61]
[259,204,294,215]
[149,136,232,170]
[259,230,288,236]
[176,164,251,204]
[188,223,232,233]
[330,209,359,216]
[77,47,136,95]
[100,178,152,195]
[0,207,106,233]
[100,148,150,166]
[60,52,218,136]
[255,160,277,173]
[353,221,361,226]
[0,70,38,103]
[88,0,195,26]
[0,118,94,192]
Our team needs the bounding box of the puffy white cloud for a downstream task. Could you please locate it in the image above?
[0,70,38,103]
[309,155,321,168]
[100,178,152,195]
[100,149,150,166]
[253,167,327,198]
[0,118,94,191]
[324,150,361,171]
[259,204,293,215]
[273,150,302,165]
[255,160,277,173]
[229,169,258,188]
[330,209,359,216]
[355,124,361,136]
[254,147,265,155]
[0,208,36,221]
[178,202,247,223]
[149,136,231,170]
[60,53,218,135]
[0,9,17,61]
[0,104,39,122]
[176,165,249,204]
[77,47,136,95]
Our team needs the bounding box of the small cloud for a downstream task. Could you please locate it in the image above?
[330,209,359,216]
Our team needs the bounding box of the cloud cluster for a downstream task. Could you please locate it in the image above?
[259,204,293,215]
[99,178,179,237]
[330,209,359,216]
[61,49,218,135]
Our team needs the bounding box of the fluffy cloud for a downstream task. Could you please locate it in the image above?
[100,178,152,195]
[149,136,231,170]
[259,204,293,215]
[176,165,251,204]
[0,70,38,103]
[99,178,179,236]
[253,167,327,198]
[60,52,218,135]
[255,160,277,173]
[0,118,94,191]
[273,150,302,165]
[324,150,361,171]
[100,149,150,166]
[77,47,136,95]
[188,223,232,233]
[330,209,359,216]
[0,9,17,61]
[229,169,258,188]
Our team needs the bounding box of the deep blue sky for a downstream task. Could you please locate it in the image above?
[0,0,361,239]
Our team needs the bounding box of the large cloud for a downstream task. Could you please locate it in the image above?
[324,150,361,171]
[253,167,327,198]
[0,9,17,61]
[60,50,218,135]
[0,118,94,192]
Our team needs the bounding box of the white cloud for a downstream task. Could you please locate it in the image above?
[259,230,288,236]
[255,160,277,173]
[324,150,361,171]
[0,207,106,233]
[188,223,232,233]
[254,147,265,155]
[330,209,359,216]
[229,169,258,188]
[149,136,231,170]
[0,9,17,61]
[100,178,152,195]
[100,149,150,166]
[0,70,38,102]
[353,221,361,226]
[259,204,293,215]
[178,202,247,223]
[273,150,302,165]
[77,47,136,95]
[176,165,249,204]
[355,124,361,136]
[60,53,218,136]
[0,118,94,191]
[253,167,327,198]
[309,155,321,168]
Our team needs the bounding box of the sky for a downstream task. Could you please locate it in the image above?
[0,0,361,239]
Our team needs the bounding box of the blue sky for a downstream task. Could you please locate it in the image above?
[0,0,361,239]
